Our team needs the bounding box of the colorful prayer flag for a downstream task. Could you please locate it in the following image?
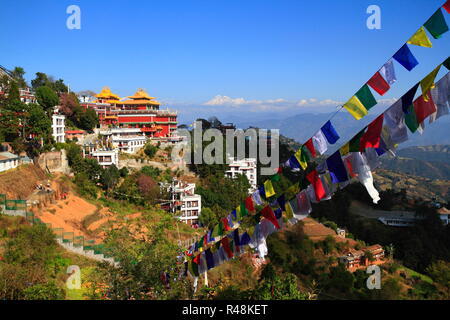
[306,170,326,201]
[380,59,397,85]
[414,92,437,124]
[296,190,312,215]
[407,26,433,47]
[261,206,280,229]
[304,138,317,157]
[356,84,378,110]
[312,130,328,154]
[221,237,234,259]
[401,82,420,113]
[245,196,255,213]
[349,129,367,152]
[424,8,449,39]
[344,96,369,120]
[263,179,276,198]
[367,71,391,96]
[222,217,232,232]
[405,104,420,133]
[444,0,450,14]
[340,142,350,156]
[384,99,409,144]
[321,120,340,144]
[326,150,349,183]
[294,146,309,170]
[421,64,442,101]
[360,114,384,151]
[393,44,419,71]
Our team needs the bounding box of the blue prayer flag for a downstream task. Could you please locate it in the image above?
[393,44,419,71]
[321,121,340,144]
[326,150,349,183]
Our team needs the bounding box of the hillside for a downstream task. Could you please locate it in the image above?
[0,164,47,200]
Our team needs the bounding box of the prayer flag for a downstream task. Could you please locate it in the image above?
[277,195,286,212]
[405,104,420,133]
[407,26,433,47]
[424,8,449,39]
[444,57,450,70]
[393,44,419,71]
[239,232,251,246]
[221,237,234,259]
[258,185,266,199]
[380,59,397,85]
[430,72,450,123]
[240,202,249,217]
[304,138,317,157]
[384,99,409,144]
[205,249,215,270]
[349,129,367,152]
[312,130,328,154]
[340,142,350,156]
[287,155,301,170]
[401,82,420,113]
[245,196,255,213]
[321,121,340,144]
[360,114,384,151]
[326,150,349,183]
[252,190,263,205]
[444,1,450,14]
[367,71,391,96]
[344,96,369,120]
[233,229,240,253]
[294,146,309,170]
[421,64,442,101]
[414,92,437,124]
[296,190,312,215]
[306,170,326,201]
[263,179,276,198]
[285,201,294,219]
[222,217,232,232]
[356,84,378,110]
[261,206,280,229]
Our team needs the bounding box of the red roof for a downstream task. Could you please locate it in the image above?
[65,130,86,134]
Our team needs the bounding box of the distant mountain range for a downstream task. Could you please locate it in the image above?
[232,112,450,148]
[380,145,450,181]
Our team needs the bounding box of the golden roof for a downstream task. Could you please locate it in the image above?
[96,87,120,100]
[127,88,156,100]
[116,99,160,105]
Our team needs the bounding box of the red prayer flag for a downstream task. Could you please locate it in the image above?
[193,253,201,264]
[304,138,317,157]
[306,170,326,201]
[414,92,437,124]
[245,196,255,213]
[367,71,390,96]
[261,206,280,229]
[345,157,356,178]
[444,0,450,14]
[222,217,232,232]
[360,114,384,151]
[221,237,234,259]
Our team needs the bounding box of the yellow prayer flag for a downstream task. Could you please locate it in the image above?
[294,149,308,170]
[285,201,294,219]
[343,96,368,120]
[264,180,276,198]
[407,26,433,48]
[340,142,350,155]
[421,64,441,101]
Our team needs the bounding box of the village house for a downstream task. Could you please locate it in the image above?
[162,179,202,226]
[51,114,66,143]
[225,157,257,192]
[338,244,385,272]
[0,151,21,173]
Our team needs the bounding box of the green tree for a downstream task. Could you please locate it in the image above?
[11,67,27,88]
[144,144,158,158]
[35,86,59,116]
[31,72,49,89]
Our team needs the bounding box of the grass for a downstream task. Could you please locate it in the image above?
[399,266,433,284]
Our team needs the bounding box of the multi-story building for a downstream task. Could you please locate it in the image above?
[80,87,178,138]
[225,157,257,192]
[0,151,21,173]
[99,127,147,154]
[338,244,385,272]
[163,179,202,226]
[51,114,65,143]
[88,149,119,168]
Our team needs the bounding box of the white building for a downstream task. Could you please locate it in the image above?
[438,207,450,225]
[0,152,21,172]
[164,179,202,226]
[225,157,257,192]
[52,114,65,143]
[99,128,147,154]
[89,149,119,168]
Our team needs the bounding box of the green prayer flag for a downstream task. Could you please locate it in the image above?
[270,173,280,182]
[349,129,366,152]
[240,202,249,217]
[189,260,199,277]
[424,8,449,39]
[355,84,377,110]
[405,104,420,133]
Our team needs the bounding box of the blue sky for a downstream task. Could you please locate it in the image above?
[1,0,449,123]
